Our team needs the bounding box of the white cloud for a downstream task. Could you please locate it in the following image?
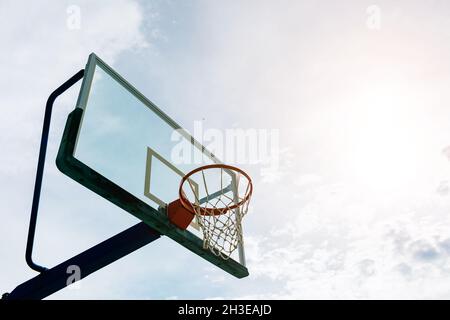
[0,0,148,177]
[294,174,323,188]
[231,180,450,299]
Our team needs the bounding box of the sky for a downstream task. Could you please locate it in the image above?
[2,0,450,299]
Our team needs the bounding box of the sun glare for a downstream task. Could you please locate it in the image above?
[341,83,441,194]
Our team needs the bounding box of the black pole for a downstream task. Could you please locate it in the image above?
[6,222,160,299]
[26,70,85,273]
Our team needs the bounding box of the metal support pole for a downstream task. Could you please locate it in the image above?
[6,222,160,299]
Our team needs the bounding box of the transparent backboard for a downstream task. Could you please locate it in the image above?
[56,53,248,278]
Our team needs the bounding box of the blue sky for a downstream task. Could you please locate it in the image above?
[3,0,450,299]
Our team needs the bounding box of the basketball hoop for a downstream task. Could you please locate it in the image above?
[167,164,253,259]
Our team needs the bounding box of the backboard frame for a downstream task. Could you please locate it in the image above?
[55,53,249,278]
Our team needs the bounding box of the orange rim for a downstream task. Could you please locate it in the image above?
[179,164,253,216]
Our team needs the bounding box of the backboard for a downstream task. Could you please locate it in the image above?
[56,53,248,278]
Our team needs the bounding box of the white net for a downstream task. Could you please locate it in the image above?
[181,166,252,260]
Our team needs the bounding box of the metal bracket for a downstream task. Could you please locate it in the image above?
[25,70,85,273]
